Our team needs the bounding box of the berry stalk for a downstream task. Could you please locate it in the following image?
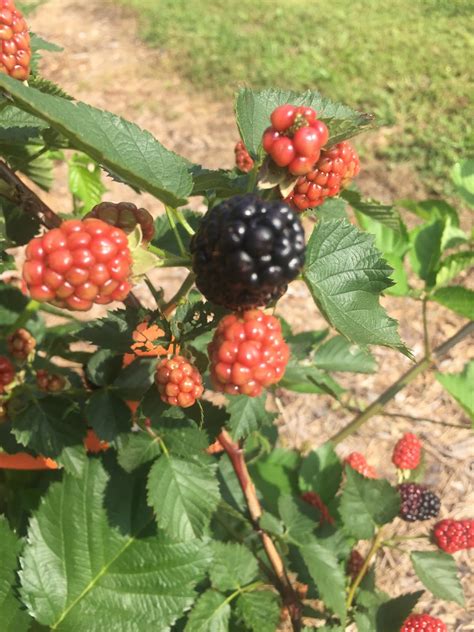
[346,528,384,609]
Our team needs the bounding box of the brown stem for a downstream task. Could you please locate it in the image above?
[218,429,302,631]
[0,159,61,229]
[330,321,474,445]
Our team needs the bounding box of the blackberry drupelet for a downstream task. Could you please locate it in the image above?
[398,483,440,522]
[190,194,305,310]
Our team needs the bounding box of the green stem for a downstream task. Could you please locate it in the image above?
[39,303,81,320]
[422,296,430,358]
[165,205,186,257]
[7,299,40,334]
[174,208,195,235]
[221,581,264,611]
[330,321,474,445]
[346,529,384,609]
[163,272,195,316]
[247,164,259,193]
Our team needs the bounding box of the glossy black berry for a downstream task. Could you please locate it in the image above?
[190,194,305,309]
[398,483,441,522]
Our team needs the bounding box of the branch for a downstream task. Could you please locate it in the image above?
[0,159,61,229]
[330,321,474,445]
[218,429,302,631]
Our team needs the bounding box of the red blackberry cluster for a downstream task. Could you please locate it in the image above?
[392,433,422,470]
[401,614,447,632]
[301,491,334,525]
[191,194,305,310]
[347,550,365,581]
[155,355,203,408]
[36,369,66,393]
[23,218,132,311]
[234,141,254,173]
[433,518,474,554]
[344,452,378,479]
[0,0,30,80]
[263,104,328,176]
[85,202,155,244]
[0,355,15,394]
[398,483,440,522]
[208,309,289,397]
[285,141,360,212]
[7,328,36,360]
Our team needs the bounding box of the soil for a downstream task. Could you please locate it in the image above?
[21,0,474,628]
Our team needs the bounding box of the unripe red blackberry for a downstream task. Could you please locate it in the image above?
[155,355,203,408]
[286,142,360,212]
[401,613,447,632]
[23,218,133,311]
[36,369,66,393]
[347,550,365,581]
[398,483,440,522]
[0,355,15,394]
[7,328,36,360]
[208,309,289,397]
[344,452,378,479]
[0,0,30,80]
[433,518,474,554]
[234,141,254,173]
[191,194,305,310]
[263,104,328,176]
[85,202,155,244]
[301,491,334,525]
[392,433,422,470]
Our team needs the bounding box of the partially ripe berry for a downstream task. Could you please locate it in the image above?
[347,550,364,581]
[208,309,289,397]
[0,0,30,80]
[392,433,422,470]
[398,483,441,522]
[7,328,35,360]
[23,218,133,311]
[400,613,447,632]
[301,491,334,525]
[155,355,203,408]
[433,518,474,554]
[270,104,296,131]
[344,452,377,479]
[36,369,66,393]
[85,202,155,244]
[0,355,15,394]
[234,141,254,173]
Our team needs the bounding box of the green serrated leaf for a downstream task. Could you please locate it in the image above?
[117,431,161,472]
[451,159,474,207]
[236,591,280,632]
[286,329,328,359]
[0,75,193,206]
[303,219,409,355]
[249,448,300,515]
[409,220,444,287]
[113,356,158,400]
[299,442,342,504]
[411,551,464,605]
[436,251,474,287]
[20,459,211,631]
[235,88,374,156]
[314,335,377,373]
[431,286,474,320]
[339,468,400,539]
[342,189,401,232]
[375,591,424,632]
[185,590,230,632]
[210,542,258,591]
[300,538,346,623]
[435,361,474,421]
[86,350,123,386]
[0,517,30,632]
[68,153,106,212]
[227,395,277,440]
[147,455,220,541]
[315,197,349,221]
[280,362,344,397]
[0,142,54,191]
[78,308,146,353]
[85,390,132,442]
[277,495,315,544]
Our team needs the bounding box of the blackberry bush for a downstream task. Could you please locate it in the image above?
[0,15,471,632]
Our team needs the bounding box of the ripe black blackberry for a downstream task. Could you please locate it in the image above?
[190,194,305,310]
[398,483,441,522]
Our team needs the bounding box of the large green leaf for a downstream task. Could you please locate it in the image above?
[227,395,277,440]
[435,362,474,421]
[436,251,474,287]
[20,460,211,631]
[0,518,30,632]
[235,88,375,156]
[236,591,280,632]
[117,431,162,472]
[210,542,258,591]
[314,335,376,373]
[451,159,474,207]
[68,153,106,213]
[185,590,230,632]
[342,190,402,232]
[409,220,444,286]
[85,390,132,442]
[339,468,400,540]
[431,286,474,320]
[147,455,220,541]
[303,219,408,354]
[375,592,424,632]
[300,539,346,623]
[411,551,464,605]
[299,442,342,504]
[277,495,315,545]
[0,75,193,206]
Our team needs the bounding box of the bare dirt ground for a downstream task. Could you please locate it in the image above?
[27,0,474,627]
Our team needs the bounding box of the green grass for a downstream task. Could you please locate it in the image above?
[118,0,473,192]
